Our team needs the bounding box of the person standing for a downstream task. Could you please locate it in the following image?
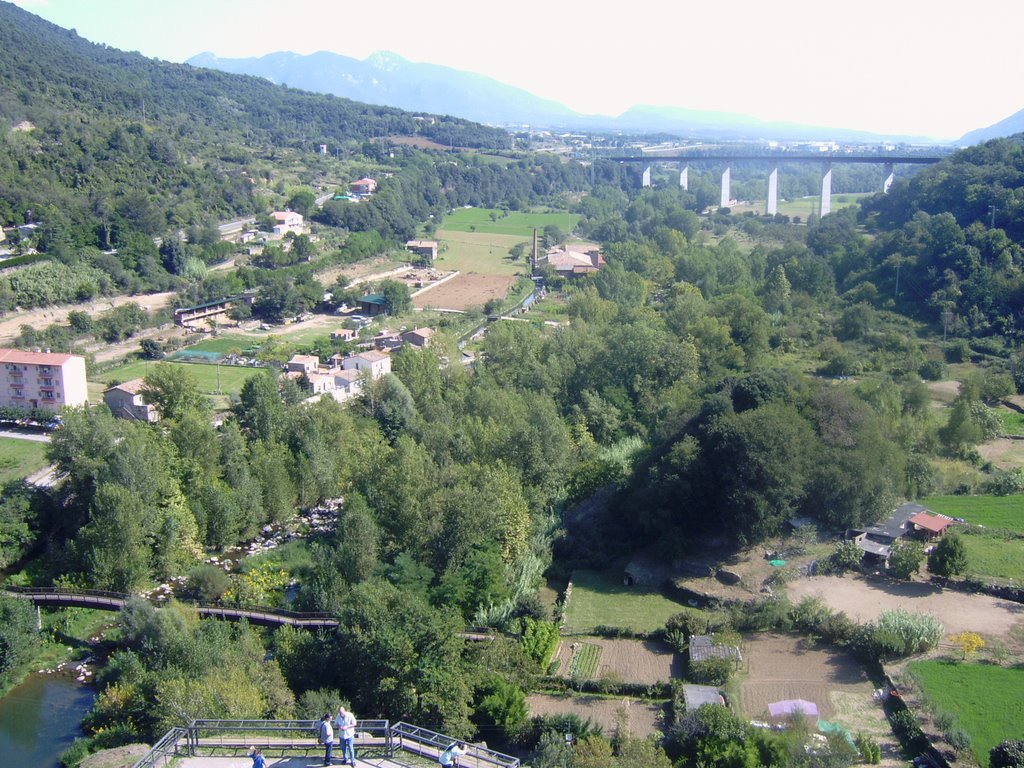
[248,747,266,768]
[335,705,357,766]
[320,713,335,766]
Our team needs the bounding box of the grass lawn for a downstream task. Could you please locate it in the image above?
[908,660,1024,766]
[98,360,261,399]
[440,208,580,238]
[961,532,1024,582]
[998,409,1024,435]
[0,438,49,483]
[564,569,688,634]
[924,495,1024,533]
[435,230,530,276]
[170,335,257,357]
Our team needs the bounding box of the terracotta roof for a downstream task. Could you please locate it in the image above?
[910,512,954,533]
[356,350,390,362]
[0,347,80,366]
[288,354,320,365]
[104,377,147,394]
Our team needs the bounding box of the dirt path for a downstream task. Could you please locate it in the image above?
[787,575,1024,644]
[0,292,177,344]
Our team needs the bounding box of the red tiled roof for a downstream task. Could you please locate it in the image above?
[0,347,79,366]
[909,513,953,533]
[104,377,147,394]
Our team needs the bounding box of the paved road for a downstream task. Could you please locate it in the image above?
[217,216,256,237]
[0,428,51,443]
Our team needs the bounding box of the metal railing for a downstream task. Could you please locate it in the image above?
[131,719,519,768]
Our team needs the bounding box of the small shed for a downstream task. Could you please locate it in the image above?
[682,685,725,711]
[358,294,388,316]
[689,635,742,664]
[909,512,956,539]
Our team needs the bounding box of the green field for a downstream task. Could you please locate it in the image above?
[564,569,688,633]
[439,208,580,238]
[998,409,1024,435]
[924,495,1024,533]
[908,660,1024,765]
[170,335,261,357]
[730,192,871,218]
[98,360,262,401]
[961,533,1024,582]
[568,642,603,680]
[433,230,530,277]
[0,438,49,483]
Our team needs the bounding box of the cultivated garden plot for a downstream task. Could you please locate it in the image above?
[739,634,901,763]
[552,638,680,685]
[526,693,664,738]
[787,575,1024,645]
[412,273,518,311]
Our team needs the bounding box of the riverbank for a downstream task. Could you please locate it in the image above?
[0,672,97,767]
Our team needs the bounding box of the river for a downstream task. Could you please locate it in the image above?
[0,673,96,767]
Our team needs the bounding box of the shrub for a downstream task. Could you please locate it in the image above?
[186,563,231,602]
[871,610,943,657]
[666,609,711,640]
[933,711,955,732]
[919,359,948,381]
[888,540,924,580]
[945,727,971,754]
[856,733,881,764]
[688,656,732,686]
[521,618,560,668]
[927,532,968,578]
[824,540,863,574]
[991,739,1024,768]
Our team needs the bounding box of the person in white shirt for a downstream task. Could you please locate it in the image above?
[440,742,466,768]
[335,705,357,765]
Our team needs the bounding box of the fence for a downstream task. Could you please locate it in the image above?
[130,719,520,768]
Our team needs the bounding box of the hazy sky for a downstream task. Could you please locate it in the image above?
[12,0,1024,140]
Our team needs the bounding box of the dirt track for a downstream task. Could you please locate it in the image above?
[787,575,1024,643]
[0,292,177,344]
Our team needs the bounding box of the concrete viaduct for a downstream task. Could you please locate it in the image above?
[607,154,945,216]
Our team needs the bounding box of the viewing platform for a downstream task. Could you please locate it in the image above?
[132,720,519,768]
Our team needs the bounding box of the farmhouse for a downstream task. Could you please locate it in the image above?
[689,635,742,664]
[331,328,357,343]
[850,502,956,564]
[271,210,304,234]
[405,240,438,262]
[0,348,88,412]
[103,378,159,422]
[286,354,320,374]
[401,328,434,348]
[343,350,391,379]
[542,244,605,277]
[350,177,377,197]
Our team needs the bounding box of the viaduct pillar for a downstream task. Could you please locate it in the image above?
[883,162,895,193]
[766,167,778,216]
[642,166,652,188]
[720,167,731,209]
[679,163,689,190]
[820,163,833,217]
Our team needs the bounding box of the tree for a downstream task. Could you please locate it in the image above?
[143,364,209,421]
[0,594,39,687]
[286,188,317,218]
[888,540,924,580]
[927,532,968,577]
[379,279,412,316]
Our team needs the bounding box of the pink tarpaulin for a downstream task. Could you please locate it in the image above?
[768,699,819,718]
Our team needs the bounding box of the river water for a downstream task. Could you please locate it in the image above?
[0,674,96,767]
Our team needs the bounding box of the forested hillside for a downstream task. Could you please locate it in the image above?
[0,0,506,252]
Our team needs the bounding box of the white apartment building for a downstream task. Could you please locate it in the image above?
[0,348,88,412]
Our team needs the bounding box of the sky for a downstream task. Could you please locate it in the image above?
[11,0,1024,140]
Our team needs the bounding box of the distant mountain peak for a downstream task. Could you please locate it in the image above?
[366,51,408,71]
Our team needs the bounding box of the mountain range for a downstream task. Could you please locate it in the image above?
[187,50,1002,145]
